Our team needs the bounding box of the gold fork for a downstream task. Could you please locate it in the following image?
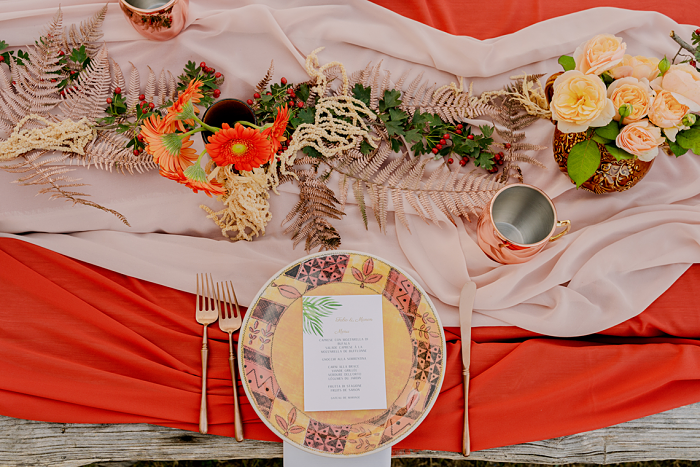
[195,273,219,434]
[217,280,244,442]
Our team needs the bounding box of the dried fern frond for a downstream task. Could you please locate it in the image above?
[256,61,274,95]
[62,4,107,58]
[59,45,111,121]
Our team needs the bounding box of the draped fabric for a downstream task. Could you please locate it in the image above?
[1,0,700,455]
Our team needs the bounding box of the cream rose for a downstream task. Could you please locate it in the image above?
[574,34,627,75]
[659,64,700,106]
[610,55,660,81]
[607,77,652,124]
[615,119,664,161]
[550,70,616,133]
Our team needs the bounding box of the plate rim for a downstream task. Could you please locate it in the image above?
[238,249,447,458]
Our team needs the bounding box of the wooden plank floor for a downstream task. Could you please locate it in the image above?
[2,402,700,467]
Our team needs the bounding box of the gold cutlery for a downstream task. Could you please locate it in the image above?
[217,280,244,441]
[195,273,219,434]
[459,281,477,456]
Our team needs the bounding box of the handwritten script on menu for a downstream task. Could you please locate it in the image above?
[302,295,387,412]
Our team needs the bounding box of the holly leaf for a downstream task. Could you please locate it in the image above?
[359,140,375,155]
[403,127,422,145]
[378,89,402,112]
[567,139,601,187]
[352,83,371,107]
[676,127,700,154]
[473,150,494,169]
[594,120,620,140]
[605,144,634,160]
[558,55,576,71]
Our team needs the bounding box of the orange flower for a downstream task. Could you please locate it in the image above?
[206,122,273,171]
[167,79,204,131]
[159,167,226,198]
[140,113,198,174]
[262,104,290,153]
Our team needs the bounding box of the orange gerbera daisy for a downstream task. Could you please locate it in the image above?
[261,104,290,153]
[159,167,226,198]
[166,79,204,131]
[140,113,198,175]
[206,122,274,171]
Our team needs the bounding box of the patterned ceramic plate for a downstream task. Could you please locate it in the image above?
[239,251,446,457]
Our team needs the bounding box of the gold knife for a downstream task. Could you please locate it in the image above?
[459,281,477,456]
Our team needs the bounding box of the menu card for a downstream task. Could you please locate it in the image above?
[302,295,387,412]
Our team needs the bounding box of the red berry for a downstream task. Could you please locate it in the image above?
[467,134,474,140]
[213,89,221,98]
[148,102,155,109]
[281,77,288,85]
[51,79,57,83]
[459,159,467,166]
[200,61,206,68]
[60,90,64,96]
[297,101,304,108]
[140,101,146,107]
[290,91,296,98]
[0,56,4,62]
[210,68,216,74]
[215,72,222,78]
[114,87,121,94]
[456,129,462,135]
[504,143,511,149]
[436,144,443,150]
[70,70,75,75]
[447,158,454,164]
[58,50,65,56]
[287,88,293,95]
[443,133,450,139]
[691,60,698,68]
[11,81,15,85]
[142,108,148,114]
[497,159,504,166]
[439,139,446,145]
[137,134,144,142]
[247,99,254,105]
[489,167,498,174]
[456,124,463,129]
[133,149,140,156]
[431,147,439,154]
[253,92,261,99]
[696,28,700,35]
[106,97,112,104]
[139,94,145,101]
[266,92,272,96]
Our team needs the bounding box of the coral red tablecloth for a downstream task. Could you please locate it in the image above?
[2,0,700,455]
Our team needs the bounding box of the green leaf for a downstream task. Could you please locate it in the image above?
[601,72,614,85]
[379,113,405,137]
[410,139,425,155]
[676,127,700,154]
[390,137,402,152]
[594,120,620,140]
[567,139,601,187]
[296,83,310,104]
[591,134,611,145]
[69,45,88,66]
[411,109,431,128]
[378,89,402,112]
[0,41,7,51]
[558,55,576,71]
[302,296,342,337]
[351,83,371,107]
[302,146,323,158]
[290,107,315,128]
[359,140,374,155]
[668,139,689,157]
[605,144,634,160]
[473,150,494,169]
[388,107,407,123]
[480,125,494,138]
[403,128,422,145]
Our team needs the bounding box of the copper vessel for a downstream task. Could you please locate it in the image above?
[477,184,570,264]
[119,0,189,41]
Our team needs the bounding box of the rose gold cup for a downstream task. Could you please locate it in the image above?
[119,0,189,41]
[477,184,570,264]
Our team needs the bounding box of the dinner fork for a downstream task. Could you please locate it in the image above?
[217,280,244,442]
[195,273,219,434]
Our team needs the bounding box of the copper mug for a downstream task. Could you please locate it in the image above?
[477,184,570,264]
[119,0,189,41]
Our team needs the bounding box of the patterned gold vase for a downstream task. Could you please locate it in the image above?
[545,73,654,194]
[552,128,654,194]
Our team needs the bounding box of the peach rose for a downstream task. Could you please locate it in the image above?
[659,64,700,106]
[574,34,627,75]
[615,119,664,161]
[610,55,660,81]
[550,70,616,133]
[607,77,652,124]
[648,91,692,142]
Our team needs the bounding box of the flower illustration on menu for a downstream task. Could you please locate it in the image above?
[351,257,383,288]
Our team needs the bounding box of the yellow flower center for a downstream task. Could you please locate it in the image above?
[229,142,248,156]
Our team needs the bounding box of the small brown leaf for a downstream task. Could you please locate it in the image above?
[288,407,297,425]
[351,267,364,282]
[275,414,288,431]
[406,388,421,411]
[363,273,382,284]
[362,257,374,276]
[289,425,305,434]
[278,284,302,299]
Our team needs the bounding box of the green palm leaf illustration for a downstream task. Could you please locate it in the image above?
[302,297,342,337]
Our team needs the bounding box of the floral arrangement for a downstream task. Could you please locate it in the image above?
[550,32,700,186]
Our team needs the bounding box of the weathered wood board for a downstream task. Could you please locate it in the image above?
[2,402,700,466]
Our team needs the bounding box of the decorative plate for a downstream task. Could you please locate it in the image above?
[239,251,446,457]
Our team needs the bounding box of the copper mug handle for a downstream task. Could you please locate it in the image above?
[549,220,571,242]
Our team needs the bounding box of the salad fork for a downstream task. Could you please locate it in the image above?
[217,280,244,442]
[195,273,219,434]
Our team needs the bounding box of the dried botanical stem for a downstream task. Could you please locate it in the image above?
[0,114,93,160]
[670,30,697,56]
